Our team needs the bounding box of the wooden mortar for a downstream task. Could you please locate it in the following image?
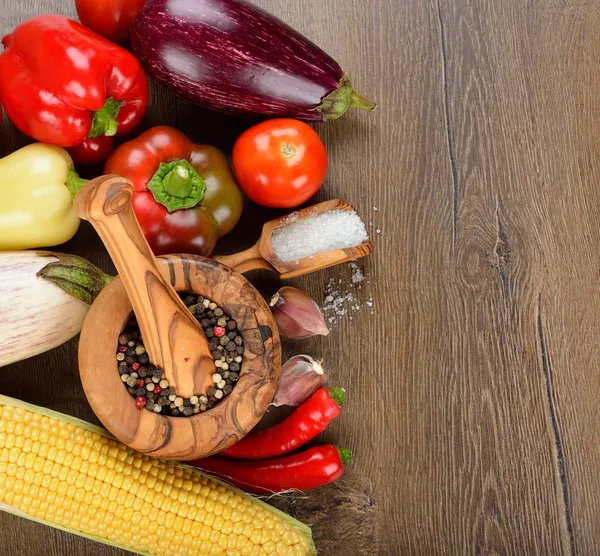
[75,175,280,460]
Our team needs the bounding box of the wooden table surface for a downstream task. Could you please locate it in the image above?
[3,0,600,555]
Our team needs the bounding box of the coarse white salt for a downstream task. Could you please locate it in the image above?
[272,210,368,262]
[350,261,365,284]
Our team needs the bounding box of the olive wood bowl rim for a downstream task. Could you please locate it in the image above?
[79,254,281,460]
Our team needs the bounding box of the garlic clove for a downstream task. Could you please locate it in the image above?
[270,286,330,340]
[272,354,327,407]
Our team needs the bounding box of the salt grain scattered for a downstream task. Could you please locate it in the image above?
[320,262,375,327]
[272,210,368,262]
[350,262,365,284]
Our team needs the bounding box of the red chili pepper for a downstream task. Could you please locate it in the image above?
[105,126,243,257]
[0,15,148,160]
[192,445,351,495]
[220,387,344,460]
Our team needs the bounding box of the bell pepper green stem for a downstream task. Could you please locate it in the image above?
[328,387,346,407]
[88,97,122,139]
[147,160,207,213]
[65,165,89,200]
[336,447,352,466]
[37,253,113,305]
[163,163,194,198]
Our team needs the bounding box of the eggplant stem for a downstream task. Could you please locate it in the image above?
[318,74,377,121]
[350,90,377,112]
[37,254,113,305]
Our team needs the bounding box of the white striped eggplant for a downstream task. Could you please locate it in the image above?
[130,0,376,121]
[0,252,111,367]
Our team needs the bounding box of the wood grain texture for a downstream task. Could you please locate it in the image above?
[214,199,373,278]
[4,0,600,554]
[79,252,282,460]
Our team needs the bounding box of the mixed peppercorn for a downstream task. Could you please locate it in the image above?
[116,293,244,416]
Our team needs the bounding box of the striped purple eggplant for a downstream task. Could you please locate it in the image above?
[130,0,376,121]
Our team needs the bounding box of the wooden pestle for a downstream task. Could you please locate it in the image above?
[74,175,214,398]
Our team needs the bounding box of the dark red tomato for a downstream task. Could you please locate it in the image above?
[75,0,146,43]
[232,119,328,209]
[66,135,114,166]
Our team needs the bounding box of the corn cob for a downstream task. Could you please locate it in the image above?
[0,395,316,556]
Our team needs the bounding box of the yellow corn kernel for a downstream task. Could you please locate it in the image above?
[233,519,246,535]
[240,542,253,556]
[221,520,234,536]
[263,541,277,554]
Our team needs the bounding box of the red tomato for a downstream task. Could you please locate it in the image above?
[66,135,114,166]
[232,119,328,209]
[75,0,146,43]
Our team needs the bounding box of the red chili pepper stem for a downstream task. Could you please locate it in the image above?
[328,387,345,406]
[65,166,89,200]
[88,97,122,138]
[337,447,352,466]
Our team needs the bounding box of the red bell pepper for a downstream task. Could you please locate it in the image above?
[219,388,345,460]
[192,445,352,495]
[105,126,243,257]
[0,15,148,163]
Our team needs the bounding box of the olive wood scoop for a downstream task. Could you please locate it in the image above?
[214,199,373,279]
[74,175,280,460]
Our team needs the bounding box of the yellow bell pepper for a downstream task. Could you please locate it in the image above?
[0,143,86,250]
